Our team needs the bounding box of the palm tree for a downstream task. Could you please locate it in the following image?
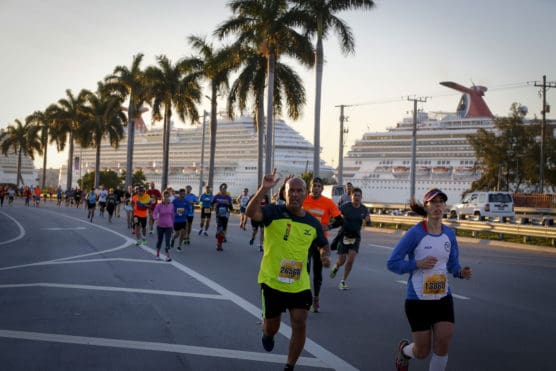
[144,55,201,190]
[26,105,57,188]
[291,0,375,177]
[80,84,127,188]
[50,89,90,190]
[186,35,239,189]
[225,45,306,186]
[0,119,42,187]
[104,54,148,188]
[216,0,313,176]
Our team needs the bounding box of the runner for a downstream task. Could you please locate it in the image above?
[124,185,134,230]
[387,188,472,371]
[105,188,118,223]
[171,188,188,251]
[237,188,250,230]
[249,193,269,252]
[146,182,162,235]
[198,186,213,236]
[0,185,5,207]
[7,186,15,206]
[33,186,41,207]
[97,185,108,217]
[23,186,31,207]
[245,171,330,371]
[86,188,97,222]
[338,182,353,207]
[153,190,174,262]
[211,183,233,251]
[56,186,63,207]
[329,187,371,289]
[302,177,343,312]
[132,185,151,245]
[184,185,199,246]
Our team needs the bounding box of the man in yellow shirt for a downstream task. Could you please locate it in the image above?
[246,170,330,371]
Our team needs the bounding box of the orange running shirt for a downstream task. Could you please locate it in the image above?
[132,193,151,218]
[302,195,341,239]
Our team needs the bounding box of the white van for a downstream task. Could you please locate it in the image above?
[322,185,345,205]
[449,191,514,220]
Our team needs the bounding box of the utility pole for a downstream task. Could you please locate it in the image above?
[407,96,428,201]
[335,104,352,185]
[534,75,556,194]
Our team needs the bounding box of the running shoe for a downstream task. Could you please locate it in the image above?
[310,297,320,313]
[177,246,182,251]
[216,245,223,251]
[155,256,161,260]
[249,238,254,246]
[165,257,172,262]
[261,334,274,352]
[395,339,410,371]
[142,237,147,244]
[339,281,349,290]
[135,240,141,246]
[259,245,263,252]
[198,229,203,235]
[329,266,338,279]
[203,231,208,237]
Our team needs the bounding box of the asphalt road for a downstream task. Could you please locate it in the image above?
[1,199,555,370]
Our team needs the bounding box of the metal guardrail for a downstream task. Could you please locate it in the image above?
[370,215,556,245]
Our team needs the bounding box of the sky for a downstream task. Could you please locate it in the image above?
[1,0,555,170]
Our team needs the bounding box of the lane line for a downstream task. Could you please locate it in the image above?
[0,329,329,368]
[41,227,86,231]
[0,282,226,300]
[395,280,471,300]
[0,210,26,245]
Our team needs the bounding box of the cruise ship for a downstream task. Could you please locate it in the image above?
[67,115,334,196]
[0,150,37,186]
[342,81,499,204]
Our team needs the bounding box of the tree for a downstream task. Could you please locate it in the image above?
[80,84,127,188]
[26,105,57,188]
[292,0,375,177]
[144,55,201,190]
[185,35,238,189]
[80,170,122,191]
[104,54,148,189]
[48,89,90,190]
[225,44,306,186]
[0,119,42,187]
[467,103,538,193]
[216,0,314,177]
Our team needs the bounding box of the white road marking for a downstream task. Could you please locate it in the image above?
[0,210,26,245]
[41,227,86,231]
[0,329,328,368]
[368,243,394,250]
[0,282,226,300]
[395,280,471,300]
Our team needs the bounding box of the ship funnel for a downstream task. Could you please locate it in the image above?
[439,81,493,118]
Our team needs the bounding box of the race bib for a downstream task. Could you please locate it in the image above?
[217,207,228,217]
[343,236,357,245]
[203,208,211,214]
[176,208,184,216]
[423,273,447,295]
[278,259,303,284]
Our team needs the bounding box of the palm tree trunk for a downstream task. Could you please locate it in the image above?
[161,106,171,190]
[41,130,48,188]
[66,131,74,190]
[264,51,276,176]
[16,148,23,187]
[313,35,324,178]
[125,102,135,188]
[256,96,265,187]
[208,84,218,189]
[95,141,101,188]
